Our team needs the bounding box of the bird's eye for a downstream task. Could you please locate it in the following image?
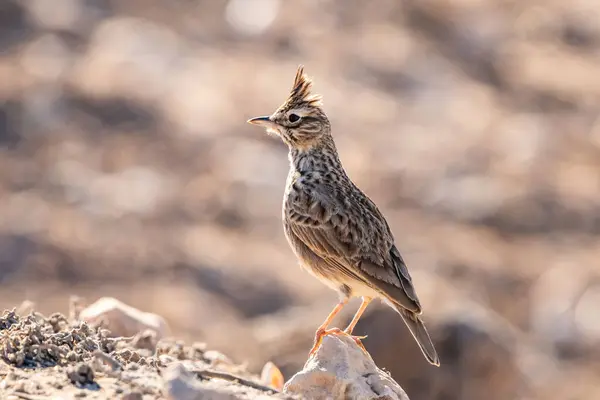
[288,113,300,123]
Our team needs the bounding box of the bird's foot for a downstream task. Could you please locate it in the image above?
[308,327,339,358]
[308,327,369,358]
[343,328,369,354]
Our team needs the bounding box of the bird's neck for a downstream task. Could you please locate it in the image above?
[288,135,344,174]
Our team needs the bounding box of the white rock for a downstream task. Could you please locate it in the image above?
[79,297,169,339]
[284,334,410,400]
[164,363,237,400]
[163,363,286,400]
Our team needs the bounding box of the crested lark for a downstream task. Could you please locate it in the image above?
[247,66,439,366]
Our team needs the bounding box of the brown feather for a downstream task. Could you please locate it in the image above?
[287,65,323,108]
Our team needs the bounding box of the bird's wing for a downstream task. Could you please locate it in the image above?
[287,190,422,313]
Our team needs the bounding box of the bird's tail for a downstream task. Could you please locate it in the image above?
[394,305,440,366]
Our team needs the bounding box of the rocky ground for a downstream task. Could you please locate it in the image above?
[0,302,294,400]
[0,300,412,400]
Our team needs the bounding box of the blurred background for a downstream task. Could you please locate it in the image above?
[1,0,600,399]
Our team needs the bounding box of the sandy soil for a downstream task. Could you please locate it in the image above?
[0,306,288,400]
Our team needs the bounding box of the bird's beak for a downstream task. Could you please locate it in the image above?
[247,116,276,128]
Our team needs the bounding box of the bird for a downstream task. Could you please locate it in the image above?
[247,66,439,366]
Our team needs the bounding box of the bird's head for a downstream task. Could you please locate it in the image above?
[247,65,330,150]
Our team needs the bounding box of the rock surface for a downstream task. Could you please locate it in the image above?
[284,334,410,400]
[164,362,292,400]
[79,297,170,339]
[0,304,291,399]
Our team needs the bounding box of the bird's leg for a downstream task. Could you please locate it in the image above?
[308,297,348,357]
[344,297,372,334]
[341,297,373,353]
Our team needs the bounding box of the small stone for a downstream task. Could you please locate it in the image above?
[203,350,232,365]
[128,351,141,363]
[67,363,95,386]
[118,349,132,361]
[121,391,143,400]
[131,329,158,351]
[158,354,177,367]
[126,362,139,371]
[79,298,169,339]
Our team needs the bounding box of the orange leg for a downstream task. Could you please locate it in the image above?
[342,297,372,353]
[344,297,372,334]
[308,298,348,357]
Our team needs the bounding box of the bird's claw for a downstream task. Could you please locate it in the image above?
[308,328,369,358]
[308,327,340,358]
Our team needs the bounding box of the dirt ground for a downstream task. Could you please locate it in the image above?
[0,305,289,400]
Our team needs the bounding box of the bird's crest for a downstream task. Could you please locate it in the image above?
[286,65,323,108]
